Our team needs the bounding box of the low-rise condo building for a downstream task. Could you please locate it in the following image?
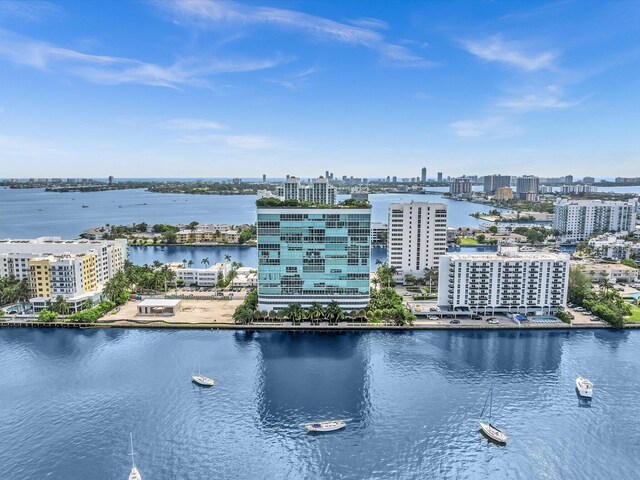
[170,262,231,287]
[575,262,638,284]
[553,198,638,243]
[588,234,640,260]
[438,246,570,315]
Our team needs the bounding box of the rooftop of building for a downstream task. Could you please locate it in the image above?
[444,246,569,262]
[0,237,125,255]
[256,198,370,209]
[555,198,638,205]
[575,262,638,272]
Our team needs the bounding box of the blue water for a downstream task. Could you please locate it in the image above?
[0,329,638,479]
[0,188,503,239]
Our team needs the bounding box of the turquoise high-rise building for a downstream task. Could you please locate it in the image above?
[256,206,372,311]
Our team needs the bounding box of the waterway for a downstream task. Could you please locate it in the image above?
[0,328,637,479]
[1,188,505,239]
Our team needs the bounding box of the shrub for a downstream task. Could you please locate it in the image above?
[68,301,116,323]
[38,310,58,322]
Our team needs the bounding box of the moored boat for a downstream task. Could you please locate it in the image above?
[479,421,508,444]
[128,433,142,480]
[192,374,215,387]
[576,376,593,398]
[304,420,346,433]
[478,388,507,444]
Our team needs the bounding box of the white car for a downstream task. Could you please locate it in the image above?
[487,319,499,325]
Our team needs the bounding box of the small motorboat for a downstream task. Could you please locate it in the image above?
[576,376,593,398]
[304,420,346,433]
[192,374,215,387]
[128,433,142,480]
[478,388,507,444]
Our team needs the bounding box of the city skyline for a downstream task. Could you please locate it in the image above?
[1,1,639,177]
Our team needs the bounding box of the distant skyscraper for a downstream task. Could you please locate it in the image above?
[449,177,472,196]
[262,174,266,182]
[516,176,540,201]
[437,172,443,182]
[392,176,397,183]
[583,176,595,184]
[421,167,427,182]
[483,174,511,194]
[108,175,114,184]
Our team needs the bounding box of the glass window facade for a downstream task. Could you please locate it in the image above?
[257,208,371,310]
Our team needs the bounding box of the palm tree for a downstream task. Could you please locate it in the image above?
[325,301,344,324]
[82,299,94,311]
[182,259,187,268]
[283,303,304,324]
[308,302,325,324]
[201,257,210,268]
[152,260,162,269]
[52,295,70,315]
[187,260,193,268]
[224,254,232,263]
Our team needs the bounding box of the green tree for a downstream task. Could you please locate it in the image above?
[621,258,638,269]
[201,257,210,268]
[52,295,70,315]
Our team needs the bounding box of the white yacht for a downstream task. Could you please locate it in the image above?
[576,376,593,398]
[304,420,346,433]
[478,388,507,444]
[192,374,215,387]
[128,434,142,480]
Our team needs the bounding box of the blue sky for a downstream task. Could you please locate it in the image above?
[0,0,639,179]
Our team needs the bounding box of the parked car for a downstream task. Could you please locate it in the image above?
[471,315,482,320]
[428,315,438,321]
[449,319,461,324]
[488,319,499,325]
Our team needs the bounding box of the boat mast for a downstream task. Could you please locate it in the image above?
[130,433,136,468]
[489,388,493,422]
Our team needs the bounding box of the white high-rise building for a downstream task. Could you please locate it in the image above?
[276,176,337,205]
[438,246,570,315]
[387,202,448,280]
[553,198,638,243]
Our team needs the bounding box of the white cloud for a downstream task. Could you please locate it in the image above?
[0,28,290,88]
[0,134,64,156]
[450,116,521,139]
[156,0,434,67]
[0,0,61,23]
[414,92,432,101]
[348,17,388,30]
[461,35,557,71]
[498,86,582,111]
[162,118,224,130]
[176,133,284,150]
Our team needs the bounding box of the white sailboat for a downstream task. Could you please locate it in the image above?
[304,419,347,433]
[128,433,142,480]
[576,376,593,398]
[191,362,215,387]
[478,388,508,444]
